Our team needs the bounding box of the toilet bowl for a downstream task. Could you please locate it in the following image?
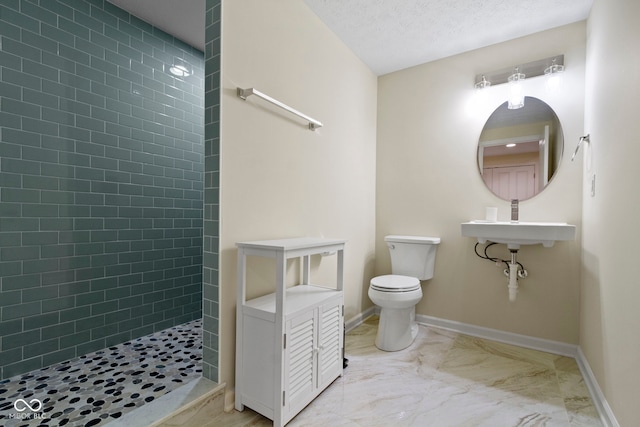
[369,235,440,351]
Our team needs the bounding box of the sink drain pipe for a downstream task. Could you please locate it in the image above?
[508,250,519,302]
[473,242,528,302]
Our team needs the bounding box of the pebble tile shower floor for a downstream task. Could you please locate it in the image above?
[0,319,202,427]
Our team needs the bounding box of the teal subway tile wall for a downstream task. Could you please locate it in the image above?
[203,0,221,382]
[0,0,205,380]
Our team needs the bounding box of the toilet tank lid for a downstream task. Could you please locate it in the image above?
[385,235,441,244]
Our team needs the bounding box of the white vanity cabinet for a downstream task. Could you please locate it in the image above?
[235,238,346,427]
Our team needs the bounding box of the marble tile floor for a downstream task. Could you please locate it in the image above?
[204,316,601,427]
[0,319,202,427]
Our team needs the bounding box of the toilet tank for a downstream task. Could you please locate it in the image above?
[385,235,441,280]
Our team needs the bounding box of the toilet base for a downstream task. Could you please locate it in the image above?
[375,306,419,351]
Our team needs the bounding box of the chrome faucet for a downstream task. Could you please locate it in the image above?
[511,199,519,223]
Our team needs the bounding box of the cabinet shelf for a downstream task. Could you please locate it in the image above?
[244,285,342,321]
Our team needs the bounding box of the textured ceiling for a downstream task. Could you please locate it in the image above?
[302,0,593,75]
[108,0,593,75]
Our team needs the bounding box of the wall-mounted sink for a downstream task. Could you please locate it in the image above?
[461,220,577,249]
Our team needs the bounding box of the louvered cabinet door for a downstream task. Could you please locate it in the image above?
[283,308,316,417]
[317,297,343,390]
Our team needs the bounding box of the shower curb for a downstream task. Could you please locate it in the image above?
[149,380,226,427]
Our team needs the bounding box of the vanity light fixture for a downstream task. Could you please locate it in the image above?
[473,55,565,95]
[507,67,525,109]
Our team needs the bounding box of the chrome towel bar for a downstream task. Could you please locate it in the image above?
[237,87,323,130]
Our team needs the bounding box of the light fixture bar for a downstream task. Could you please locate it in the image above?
[474,55,564,88]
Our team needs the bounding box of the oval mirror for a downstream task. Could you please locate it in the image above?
[478,97,563,201]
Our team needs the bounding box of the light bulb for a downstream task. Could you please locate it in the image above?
[507,68,525,109]
[544,60,564,91]
[508,82,524,109]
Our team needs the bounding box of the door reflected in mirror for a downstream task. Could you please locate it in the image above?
[478,97,563,201]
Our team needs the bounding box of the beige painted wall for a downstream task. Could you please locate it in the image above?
[214,1,640,421]
[376,23,585,344]
[219,0,377,392]
[582,0,640,425]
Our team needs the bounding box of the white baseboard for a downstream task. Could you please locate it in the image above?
[575,347,620,427]
[414,314,619,427]
[416,314,578,357]
[345,306,378,332]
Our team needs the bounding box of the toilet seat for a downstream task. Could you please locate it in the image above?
[370,275,420,292]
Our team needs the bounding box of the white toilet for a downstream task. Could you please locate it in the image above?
[368,235,440,351]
